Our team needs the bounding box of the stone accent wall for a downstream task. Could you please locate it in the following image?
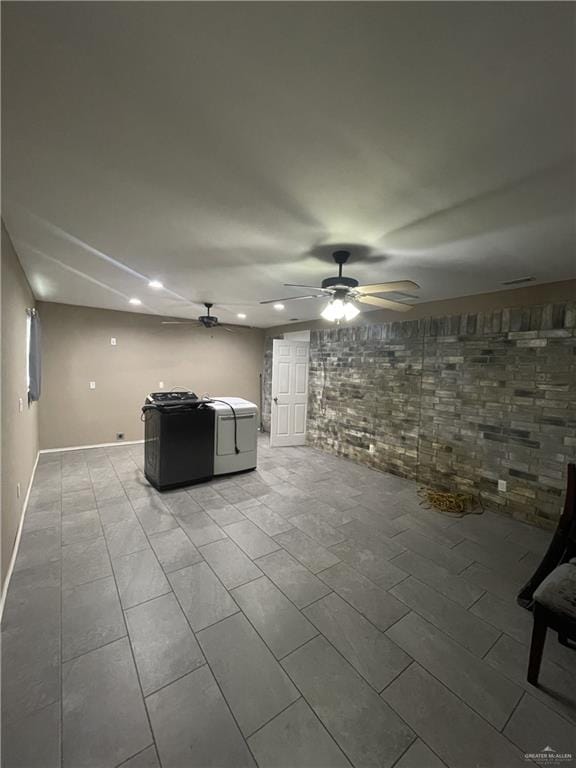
[308,301,576,527]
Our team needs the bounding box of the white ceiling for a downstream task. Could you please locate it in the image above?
[2,2,575,328]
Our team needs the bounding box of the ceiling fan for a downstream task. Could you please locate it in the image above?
[161,303,237,332]
[260,250,420,321]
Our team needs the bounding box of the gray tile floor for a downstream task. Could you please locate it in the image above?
[2,436,575,768]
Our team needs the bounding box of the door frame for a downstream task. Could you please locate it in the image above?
[270,335,310,447]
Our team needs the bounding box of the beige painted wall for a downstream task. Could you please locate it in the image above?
[38,302,265,450]
[265,279,576,336]
[1,224,39,587]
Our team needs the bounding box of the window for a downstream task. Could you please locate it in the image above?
[26,309,32,392]
[26,308,41,402]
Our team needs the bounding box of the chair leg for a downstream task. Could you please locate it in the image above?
[528,604,548,686]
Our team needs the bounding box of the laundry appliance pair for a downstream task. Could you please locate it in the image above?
[142,391,258,490]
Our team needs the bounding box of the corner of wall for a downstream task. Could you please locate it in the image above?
[1,222,40,590]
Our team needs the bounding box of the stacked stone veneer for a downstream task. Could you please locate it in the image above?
[307,302,576,527]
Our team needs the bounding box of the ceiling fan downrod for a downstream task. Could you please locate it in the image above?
[333,250,350,279]
[321,251,358,290]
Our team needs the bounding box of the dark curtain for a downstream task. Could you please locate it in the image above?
[28,309,41,402]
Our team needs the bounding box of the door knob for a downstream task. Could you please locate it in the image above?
[273,397,278,404]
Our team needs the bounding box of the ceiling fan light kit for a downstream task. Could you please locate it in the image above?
[320,296,360,323]
[261,249,420,323]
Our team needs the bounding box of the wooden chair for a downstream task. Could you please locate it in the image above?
[517,463,576,685]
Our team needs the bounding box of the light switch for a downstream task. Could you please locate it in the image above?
[498,479,507,492]
[89,381,96,390]
[110,337,117,346]
[18,397,23,413]
[159,381,164,389]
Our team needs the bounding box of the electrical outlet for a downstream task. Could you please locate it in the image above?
[498,479,507,492]
[16,483,21,499]
[158,381,164,389]
[368,444,376,454]
[18,397,23,413]
[110,337,117,346]
[89,381,96,390]
[116,432,125,440]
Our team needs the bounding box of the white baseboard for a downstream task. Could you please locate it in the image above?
[1,439,144,619]
[0,450,40,622]
[40,439,144,454]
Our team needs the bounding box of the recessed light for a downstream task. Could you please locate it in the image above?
[237,313,247,319]
[129,298,142,305]
[273,303,285,310]
[148,280,163,289]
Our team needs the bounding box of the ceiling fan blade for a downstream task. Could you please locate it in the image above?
[355,280,420,294]
[283,283,328,291]
[357,295,413,312]
[221,326,236,333]
[260,294,325,304]
[161,320,201,325]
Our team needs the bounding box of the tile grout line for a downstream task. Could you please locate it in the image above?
[276,631,322,662]
[177,621,261,766]
[388,732,419,768]
[235,551,414,701]
[466,583,489,611]
[390,660,525,760]
[62,632,129,665]
[270,634,361,768]
[391,650,525,738]
[242,695,305,741]
[140,664,209,701]
[495,691,575,768]
[113,742,157,768]
[3,694,61,735]
[159,551,265,764]
[193,555,383,760]
[480,626,576,726]
[176,601,242,636]
[90,454,162,763]
[382,663,450,768]
[388,576,504,654]
[481,629,504,660]
[290,589,336,612]
[376,655,416,697]
[315,571,413,635]
[13,439,571,767]
[499,689,526,735]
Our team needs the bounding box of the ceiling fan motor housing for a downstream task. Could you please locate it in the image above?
[321,249,358,290]
[199,315,219,327]
[321,275,359,290]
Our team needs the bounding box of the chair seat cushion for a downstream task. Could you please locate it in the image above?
[533,559,576,617]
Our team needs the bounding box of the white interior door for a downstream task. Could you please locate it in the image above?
[270,338,309,447]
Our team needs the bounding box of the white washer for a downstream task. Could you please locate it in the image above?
[209,397,258,475]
